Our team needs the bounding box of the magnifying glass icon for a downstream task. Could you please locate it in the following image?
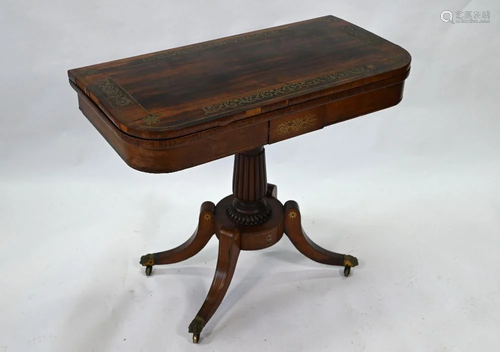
[441,11,455,24]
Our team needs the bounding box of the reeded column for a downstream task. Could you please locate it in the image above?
[227,146,272,225]
[232,146,267,201]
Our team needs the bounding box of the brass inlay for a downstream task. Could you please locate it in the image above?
[202,66,370,114]
[266,234,273,243]
[324,16,341,22]
[142,28,291,63]
[386,53,409,64]
[203,213,212,221]
[83,69,99,76]
[288,210,298,219]
[338,25,383,46]
[234,233,240,241]
[277,114,317,136]
[143,114,160,125]
[97,79,132,107]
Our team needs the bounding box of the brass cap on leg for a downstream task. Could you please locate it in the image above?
[140,253,155,266]
[343,254,359,277]
[188,316,206,344]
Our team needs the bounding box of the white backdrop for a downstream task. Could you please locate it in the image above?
[1,0,499,351]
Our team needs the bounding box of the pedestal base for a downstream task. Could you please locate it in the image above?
[139,183,359,344]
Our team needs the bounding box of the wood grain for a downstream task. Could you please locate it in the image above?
[69,15,411,140]
[69,16,411,173]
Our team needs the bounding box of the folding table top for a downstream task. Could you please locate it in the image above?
[68,15,411,141]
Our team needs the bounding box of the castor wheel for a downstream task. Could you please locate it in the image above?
[343,266,351,277]
[145,265,153,276]
[188,316,205,344]
[192,333,200,344]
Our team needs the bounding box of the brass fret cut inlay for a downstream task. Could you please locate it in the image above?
[277,114,318,136]
[142,114,160,125]
[83,69,99,76]
[338,25,383,46]
[385,53,409,64]
[202,65,370,115]
[142,28,291,63]
[96,79,162,126]
[97,79,132,107]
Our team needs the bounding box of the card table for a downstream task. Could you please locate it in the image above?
[68,15,411,343]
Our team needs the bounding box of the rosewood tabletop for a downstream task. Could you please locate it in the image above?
[69,15,411,173]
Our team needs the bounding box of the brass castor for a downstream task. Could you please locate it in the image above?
[140,254,155,276]
[344,266,351,277]
[343,254,359,277]
[192,333,200,344]
[188,316,205,344]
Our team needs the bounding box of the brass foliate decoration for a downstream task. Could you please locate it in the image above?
[97,79,132,107]
[142,28,291,63]
[338,25,383,46]
[386,53,409,64]
[142,114,160,125]
[83,69,99,76]
[203,66,370,115]
[277,114,317,136]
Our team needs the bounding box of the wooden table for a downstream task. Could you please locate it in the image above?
[68,15,411,343]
